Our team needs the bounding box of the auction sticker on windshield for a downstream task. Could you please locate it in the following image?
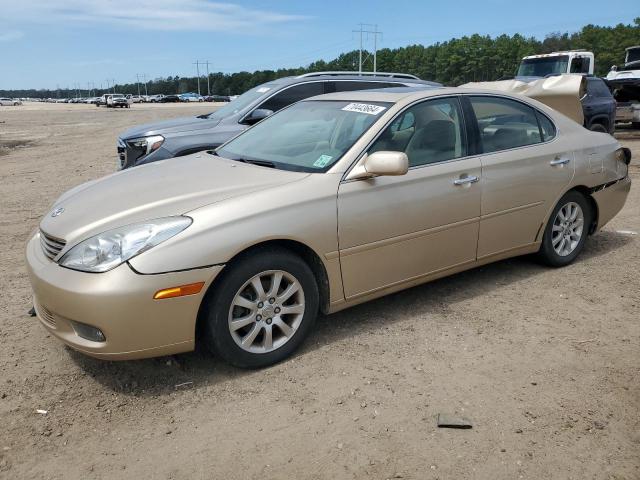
[342,103,386,115]
[313,154,333,168]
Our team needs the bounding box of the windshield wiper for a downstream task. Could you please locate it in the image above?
[196,113,214,119]
[233,158,276,168]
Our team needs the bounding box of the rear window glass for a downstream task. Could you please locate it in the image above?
[470,96,543,153]
[536,111,556,142]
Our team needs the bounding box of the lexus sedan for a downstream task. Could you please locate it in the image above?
[27,87,631,368]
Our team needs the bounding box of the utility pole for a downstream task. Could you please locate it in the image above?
[136,74,141,96]
[193,61,201,95]
[352,24,383,74]
[203,60,211,96]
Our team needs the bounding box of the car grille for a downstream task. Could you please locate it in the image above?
[40,230,66,261]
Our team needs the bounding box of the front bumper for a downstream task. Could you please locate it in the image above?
[26,233,223,360]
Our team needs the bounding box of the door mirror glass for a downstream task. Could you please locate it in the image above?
[244,108,273,125]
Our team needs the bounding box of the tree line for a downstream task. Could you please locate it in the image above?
[3,19,639,99]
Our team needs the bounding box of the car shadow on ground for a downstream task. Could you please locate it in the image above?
[67,230,633,396]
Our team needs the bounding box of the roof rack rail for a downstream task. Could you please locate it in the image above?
[295,71,420,80]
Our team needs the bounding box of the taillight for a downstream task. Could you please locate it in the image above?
[615,147,631,178]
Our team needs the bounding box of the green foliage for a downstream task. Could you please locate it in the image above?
[3,20,639,98]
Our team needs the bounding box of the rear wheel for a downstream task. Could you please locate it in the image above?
[201,248,319,368]
[537,191,592,267]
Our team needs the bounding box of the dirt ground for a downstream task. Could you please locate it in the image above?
[0,102,638,480]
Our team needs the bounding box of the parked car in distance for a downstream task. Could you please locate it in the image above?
[582,77,616,134]
[160,94,182,103]
[179,92,204,102]
[148,94,165,103]
[128,95,145,103]
[0,98,22,106]
[204,95,230,102]
[116,72,441,169]
[30,87,631,367]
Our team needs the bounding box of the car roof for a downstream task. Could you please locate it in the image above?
[274,74,440,87]
[304,85,557,107]
[303,86,456,103]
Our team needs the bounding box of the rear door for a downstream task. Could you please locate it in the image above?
[465,95,574,259]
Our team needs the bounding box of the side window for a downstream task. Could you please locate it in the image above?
[258,82,324,112]
[470,96,542,153]
[536,111,556,142]
[370,97,466,167]
[590,80,612,98]
[333,81,387,92]
[570,57,590,74]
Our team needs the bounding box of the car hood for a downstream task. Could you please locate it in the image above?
[119,115,221,139]
[40,154,309,247]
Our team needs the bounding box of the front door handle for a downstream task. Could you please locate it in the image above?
[550,156,570,166]
[453,175,479,186]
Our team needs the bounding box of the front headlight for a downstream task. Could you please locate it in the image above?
[59,216,192,273]
[128,135,165,156]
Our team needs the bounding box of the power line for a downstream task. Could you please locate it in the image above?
[202,61,211,96]
[352,24,383,74]
[193,61,201,95]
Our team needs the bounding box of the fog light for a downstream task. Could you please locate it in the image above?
[70,321,106,342]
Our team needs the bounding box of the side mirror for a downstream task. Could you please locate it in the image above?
[348,151,409,180]
[244,108,274,125]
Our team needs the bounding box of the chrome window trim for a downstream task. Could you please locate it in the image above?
[238,79,414,125]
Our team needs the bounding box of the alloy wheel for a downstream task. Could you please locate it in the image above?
[228,270,305,354]
[551,201,584,257]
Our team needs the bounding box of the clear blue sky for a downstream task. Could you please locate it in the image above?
[1,0,638,90]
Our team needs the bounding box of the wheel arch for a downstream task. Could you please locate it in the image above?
[570,185,599,234]
[538,185,600,242]
[195,239,331,342]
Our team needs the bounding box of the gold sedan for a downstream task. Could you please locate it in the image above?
[26,88,631,367]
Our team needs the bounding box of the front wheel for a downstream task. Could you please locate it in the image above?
[201,248,319,368]
[537,191,592,267]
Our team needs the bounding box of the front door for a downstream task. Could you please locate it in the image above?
[337,96,482,299]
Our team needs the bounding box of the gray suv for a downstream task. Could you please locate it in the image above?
[116,72,440,169]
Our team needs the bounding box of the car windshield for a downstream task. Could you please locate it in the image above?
[517,56,569,77]
[216,100,391,172]
[204,82,281,120]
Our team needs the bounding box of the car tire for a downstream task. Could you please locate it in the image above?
[201,247,319,368]
[589,123,608,133]
[537,190,592,267]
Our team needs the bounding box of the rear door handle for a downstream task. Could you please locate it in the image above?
[550,156,570,166]
[453,175,479,185]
